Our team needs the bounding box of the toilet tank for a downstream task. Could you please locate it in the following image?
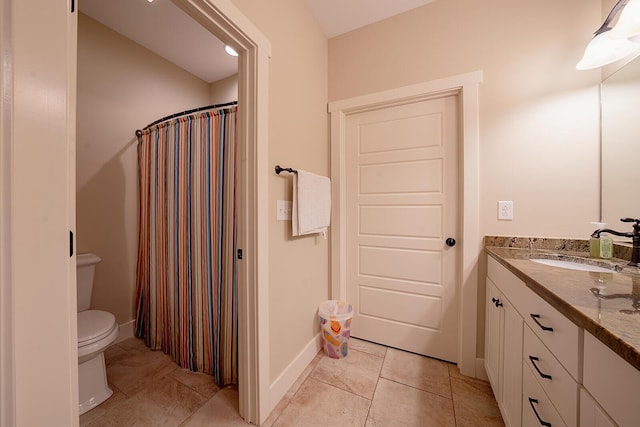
[76,253,101,312]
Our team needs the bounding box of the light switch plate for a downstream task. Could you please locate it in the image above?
[498,201,513,220]
[277,200,292,221]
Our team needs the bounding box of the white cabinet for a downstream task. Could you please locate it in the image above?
[520,285,580,427]
[485,278,501,390]
[522,362,567,427]
[521,285,580,381]
[579,387,616,427]
[583,331,640,426]
[523,327,578,426]
[502,295,524,427]
[487,253,640,427]
[486,258,524,427]
[486,256,579,427]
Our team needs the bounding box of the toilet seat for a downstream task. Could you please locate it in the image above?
[77,310,119,362]
[78,310,117,346]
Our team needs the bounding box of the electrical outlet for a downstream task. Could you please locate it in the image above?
[277,200,292,221]
[498,201,513,220]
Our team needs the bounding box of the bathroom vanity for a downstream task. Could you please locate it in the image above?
[484,237,640,427]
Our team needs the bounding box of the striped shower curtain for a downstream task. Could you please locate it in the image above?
[135,106,237,386]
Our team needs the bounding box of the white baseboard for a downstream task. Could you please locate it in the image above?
[475,357,488,381]
[268,333,322,413]
[113,319,135,344]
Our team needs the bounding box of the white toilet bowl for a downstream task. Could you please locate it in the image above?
[78,310,119,363]
[76,253,120,415]
[78,309,119,415]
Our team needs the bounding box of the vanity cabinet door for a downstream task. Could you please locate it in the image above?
[583,332,640,426]
[500,294,523,427]
[485,277,502,393]
[579,387,616,427]
[486,257,524,427]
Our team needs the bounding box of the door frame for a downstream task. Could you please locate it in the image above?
[172,0,271,423]
[0,1,13,424]
[2,0,79,423]
[328,70,482,377]
[1,0,272,424]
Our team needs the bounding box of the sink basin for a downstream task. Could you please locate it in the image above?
[530,258,616,273]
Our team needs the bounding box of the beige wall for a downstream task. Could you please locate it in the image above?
[209,74,238,104]
[230,0,330,383]
[76,14,211,323]
[330,0,602,238]
[329,0,603,359]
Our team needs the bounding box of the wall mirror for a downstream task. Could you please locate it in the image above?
[600,54,640,235]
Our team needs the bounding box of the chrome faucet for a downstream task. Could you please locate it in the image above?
[591,218,640,267]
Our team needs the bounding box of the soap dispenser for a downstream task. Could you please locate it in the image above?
[600,234,613,259]
[590,222,606,258]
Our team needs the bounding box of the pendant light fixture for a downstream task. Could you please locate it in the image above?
[576,0,640,70]
[576,31,640,70]
[609,0,640,39]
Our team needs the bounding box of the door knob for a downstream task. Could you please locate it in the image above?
[445,238,456,247]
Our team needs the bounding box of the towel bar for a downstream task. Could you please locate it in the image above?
[275,165,298,174]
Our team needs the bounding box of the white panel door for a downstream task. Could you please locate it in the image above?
[345,95,459,362]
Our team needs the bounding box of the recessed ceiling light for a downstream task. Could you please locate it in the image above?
[224,45,239,57]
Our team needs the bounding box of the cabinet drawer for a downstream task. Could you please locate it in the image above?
[487,257,528,312]
[521,286,580,380]
[583,332,640,427]
[523,363,567,427]
[524,325,578,426]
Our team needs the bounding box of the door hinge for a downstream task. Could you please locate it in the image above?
[237,249,243,260]
[70,230,74,257]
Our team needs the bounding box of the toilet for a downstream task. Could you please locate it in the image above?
[77,253,119,415]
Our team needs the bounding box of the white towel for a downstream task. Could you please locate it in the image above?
[292,170,331,238]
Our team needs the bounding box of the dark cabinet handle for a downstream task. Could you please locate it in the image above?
[445,237,456,247]
[491,297,503,307]
[529,356,552,380]
[530,314,554,332]
[528,398,552,427]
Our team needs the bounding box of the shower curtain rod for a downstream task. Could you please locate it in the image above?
[135,100,238,137]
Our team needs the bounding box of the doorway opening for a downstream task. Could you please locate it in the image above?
[76,0,270,423]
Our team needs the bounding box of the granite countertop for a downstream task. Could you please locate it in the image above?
[484,236,640,372]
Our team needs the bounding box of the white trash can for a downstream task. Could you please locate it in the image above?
[318,300,353,359]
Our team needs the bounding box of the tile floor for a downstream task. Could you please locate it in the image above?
[80,337,504,426]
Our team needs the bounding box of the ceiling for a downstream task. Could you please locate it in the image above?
[306,0,435,38]
[80,0,435,83]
